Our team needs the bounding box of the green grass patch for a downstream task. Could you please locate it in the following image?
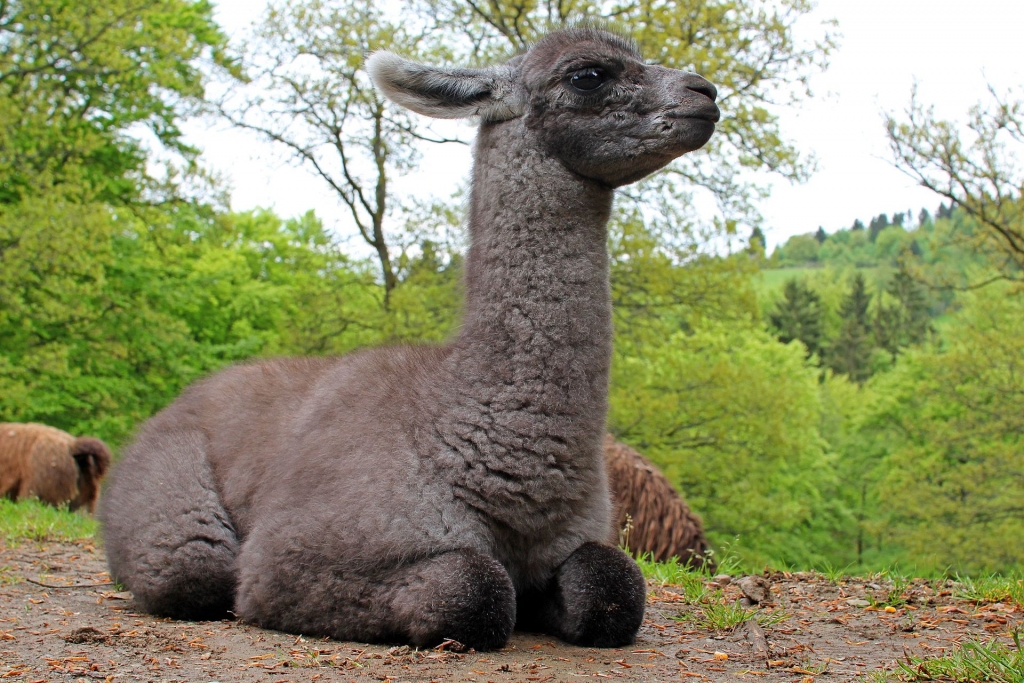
[0,499,97,544]
[671,595,790,631]
[954,573,1024,609]
[894,631,1023,682]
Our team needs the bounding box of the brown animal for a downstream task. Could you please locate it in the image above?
[605,436,714,569]
[0,423,111,513]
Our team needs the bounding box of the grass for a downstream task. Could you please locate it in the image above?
[867,565,913,609]
[818,561,854,585]
[0,498,97,544]
[671,595,790,631]
[954,573,1024,609]
[893,630,1024,682]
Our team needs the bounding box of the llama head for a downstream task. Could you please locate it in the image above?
[366,27,719,187]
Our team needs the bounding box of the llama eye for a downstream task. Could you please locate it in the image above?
[569,67,608,92]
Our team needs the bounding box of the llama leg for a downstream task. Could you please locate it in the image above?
[517,542,646,647]
[236,536,516,650]
[99,427,238,620]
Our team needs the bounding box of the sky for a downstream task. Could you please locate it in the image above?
[187,0,1024,250]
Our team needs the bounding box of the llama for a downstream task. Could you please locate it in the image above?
[0,423,111,513]
[99,27,719,650]
[605,436,714,568]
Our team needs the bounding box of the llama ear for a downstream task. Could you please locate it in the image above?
[366,52,523,122]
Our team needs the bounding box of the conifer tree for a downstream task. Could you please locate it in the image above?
[827,273,874,383]
[814,226,827,244]
[769,279,824,359]
[749,226,766,253]
[868,214,890,242]
[875,264,932,361]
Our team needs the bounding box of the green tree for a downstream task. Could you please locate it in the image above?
[0,0,235,204]
[867,288,1024,573]
[769,278,824,359]
[868,214,889,243]
[826,273,874,383]
[610,323,846,569]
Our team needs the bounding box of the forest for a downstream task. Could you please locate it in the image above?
[1,0,1022,577]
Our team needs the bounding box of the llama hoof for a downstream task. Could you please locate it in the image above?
[553,542,647,647]
[395,549,516,651]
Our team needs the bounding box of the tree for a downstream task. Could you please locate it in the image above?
[815,226,828,244]
[887,86,1024,283]
[0,0,235,204]
[219,0,461,308]
[609,323,847,569]
[748,226,766,254]
[868,214,889,243]
[826,273,874,383]
[769,278,824,359]
[866,288,1024,573]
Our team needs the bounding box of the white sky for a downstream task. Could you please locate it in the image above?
[187,0,1024,250]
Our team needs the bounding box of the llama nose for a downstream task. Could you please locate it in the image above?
[685,77,717,103]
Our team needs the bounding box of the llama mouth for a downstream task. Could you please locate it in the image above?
[665,106,721,124]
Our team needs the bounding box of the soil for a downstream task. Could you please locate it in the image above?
[1,540,1020,682]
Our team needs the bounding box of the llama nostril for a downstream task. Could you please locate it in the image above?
[687,83,717,102]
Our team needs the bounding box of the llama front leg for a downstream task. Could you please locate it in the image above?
[236,537,516,650]
[517,542,646,647]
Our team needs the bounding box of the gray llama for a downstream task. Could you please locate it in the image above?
[100,27,719,650]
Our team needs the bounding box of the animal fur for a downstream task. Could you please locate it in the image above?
[100,28,719,650]
[605,436,714,568]
[0,422,111,513]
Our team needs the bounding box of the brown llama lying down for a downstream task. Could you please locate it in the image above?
[605,436,714,569]
[100,27,720,651]
[0,422,112,513]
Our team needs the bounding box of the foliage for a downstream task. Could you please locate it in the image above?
[0,0,236,204]
[826,273,875,383]
[0,500,97,544]
[610,321,848,570]
[862,288,1024,574]
[769,278,824,359]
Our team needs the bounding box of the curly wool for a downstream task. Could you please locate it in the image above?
[605,436,714,569]
[0,422,111,512]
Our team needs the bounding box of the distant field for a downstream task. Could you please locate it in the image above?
[756,265,887,295]
[756,267,814,293]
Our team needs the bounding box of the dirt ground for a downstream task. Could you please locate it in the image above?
[1,540,1020,682]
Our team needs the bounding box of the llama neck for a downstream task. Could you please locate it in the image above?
[451,120,615,421]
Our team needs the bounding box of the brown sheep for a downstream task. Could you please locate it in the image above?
[0,423,111,513]
[605,435,715,569]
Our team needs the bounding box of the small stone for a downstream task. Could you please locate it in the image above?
[387,645,410,657]
[737,575,771,604]
[845,598,871,607]
[713,574,732,586]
